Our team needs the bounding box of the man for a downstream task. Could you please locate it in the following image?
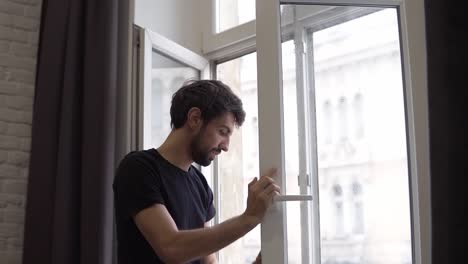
[113,80,280,263]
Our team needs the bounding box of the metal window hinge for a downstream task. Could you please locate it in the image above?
[298,173,311,187]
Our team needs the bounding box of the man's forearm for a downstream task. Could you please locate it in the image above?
[163,214,258,263]
[201,253,218,264]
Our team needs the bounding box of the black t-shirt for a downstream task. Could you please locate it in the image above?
[113,148,216,264]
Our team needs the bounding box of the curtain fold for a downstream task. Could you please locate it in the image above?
[23,0,124,263]
[424,0,466,263]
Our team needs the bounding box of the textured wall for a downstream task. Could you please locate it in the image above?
[0,0,42,263]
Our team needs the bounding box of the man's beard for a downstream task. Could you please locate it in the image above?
[190,129,219,167]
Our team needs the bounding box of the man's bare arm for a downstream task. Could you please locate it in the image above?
[201,222,218,264]
[134,171,279,264]
[135,205,258,263]
[202,253,218,264]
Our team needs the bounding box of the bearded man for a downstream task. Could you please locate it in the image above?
[113,80,279,264]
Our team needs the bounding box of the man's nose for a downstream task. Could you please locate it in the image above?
[220,139,229,152]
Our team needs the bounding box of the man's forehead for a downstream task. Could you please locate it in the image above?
[211,112,235,127]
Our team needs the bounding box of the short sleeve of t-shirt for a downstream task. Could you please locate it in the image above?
[114,154,165,219]
[191,166,216,223]
[206,187,216,222]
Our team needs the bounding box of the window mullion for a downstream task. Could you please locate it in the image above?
[211,64,221,228]
[292,6,314,264]
[306,30,322,264]
[257,0,288,262]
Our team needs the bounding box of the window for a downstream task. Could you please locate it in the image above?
[313,7,412,263]
[337,97,348,141]
[135,0,430,262]
[255,1,421,263]
[216,0,255,33]
[322,100,333,145]
[351,182,364,234]
[332,185,344,236]
[353,93,364,139]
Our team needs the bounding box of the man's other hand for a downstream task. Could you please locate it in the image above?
[243,168,280,224]
[253,251,261,264]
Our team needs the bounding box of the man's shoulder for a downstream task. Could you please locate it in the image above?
[123,148,154,161]
[114,149,161,187]
[119,149,159,169]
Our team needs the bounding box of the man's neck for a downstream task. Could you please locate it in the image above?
[157,130,193,172]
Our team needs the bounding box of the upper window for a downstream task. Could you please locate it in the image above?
[216,0,255,33]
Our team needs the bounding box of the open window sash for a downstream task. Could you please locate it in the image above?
[255,0,427,264]
[135,27,210,150]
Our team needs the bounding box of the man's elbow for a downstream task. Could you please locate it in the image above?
[151,245,174,264]
[156,244,189,264]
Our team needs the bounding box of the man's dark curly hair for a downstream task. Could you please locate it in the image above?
[170,80,246,129]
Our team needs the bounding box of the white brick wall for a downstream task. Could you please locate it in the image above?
[0,0,41,263]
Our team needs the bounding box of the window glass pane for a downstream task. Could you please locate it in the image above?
[282,39,300,196]
[216,40,304,261]
[286,202,304,264]
[144,50,199,149]
[312,8,412,264]
[216,52,259,264]
[217,0,255,33]
[281,38,305,263]
[279,4,413,264]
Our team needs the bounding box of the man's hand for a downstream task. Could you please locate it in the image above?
[253,251,261,264]
[243,168,280,224]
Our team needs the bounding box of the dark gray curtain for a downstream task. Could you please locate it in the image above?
[23,0,129,263]
[424,0,467,263]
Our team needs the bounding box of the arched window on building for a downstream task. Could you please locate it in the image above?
[353,93,364,139]
[250,116,259,170]
[352,182,364,234]
[338,97,348,140]
[323,100,333,144]
[333,184,344,236]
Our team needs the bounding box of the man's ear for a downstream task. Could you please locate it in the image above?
[186,107,203,130]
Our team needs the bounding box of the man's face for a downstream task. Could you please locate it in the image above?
[190,112,235,166]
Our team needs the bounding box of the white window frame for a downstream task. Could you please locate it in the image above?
[203,0,430,263]
[257,1,430,264]
[203,0,256,61]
